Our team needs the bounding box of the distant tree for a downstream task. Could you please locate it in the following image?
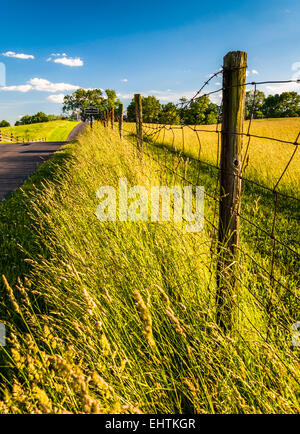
[127,95,221,125]
[63,88,120,121]
[31,112,49,123]
[142,96,161,123]
[105,89,121,111]
[159,102,180,124]
[125,99,136,122]
[16,112,49,125]
[178,97,188,123]
[47,114,69,121]
[179,95,210,125]
[17,115,33,125]
[205,102,220,124]
[0,120,10,127]
[126,95,161,123]
[245,90,265,119]
[262,92,300,118]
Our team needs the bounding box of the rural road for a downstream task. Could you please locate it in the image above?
[0,122,86,202]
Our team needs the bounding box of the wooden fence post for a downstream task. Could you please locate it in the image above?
[216,51,247,332]
[119,103,123,140]
[134,94,143,152]
[111,107,114,130]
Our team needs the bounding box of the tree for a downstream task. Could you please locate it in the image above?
[142,96,161,123]
[205,102,220,124]
[63,88,120,121]
[125,95,161,123]
[47,114,68,121]
[262,92,300,118]
[179,95,210,125]
[17,115,32,125]
[159,103,180,124]
[31,112,49,123]
[0,120,10,127]
[15,112,49,125]
[63,88,105,121]
[245,90,265,119]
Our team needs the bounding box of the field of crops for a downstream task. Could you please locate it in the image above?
[0,120,79,143]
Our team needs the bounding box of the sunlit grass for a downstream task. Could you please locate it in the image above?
[0,124,298,414]
[125,117,300,197]
[0,120,79,143]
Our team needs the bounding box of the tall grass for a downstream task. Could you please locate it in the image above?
[0,125,298,414]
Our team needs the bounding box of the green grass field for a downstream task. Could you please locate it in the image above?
[0,120,79,143]
[0,123,298,414]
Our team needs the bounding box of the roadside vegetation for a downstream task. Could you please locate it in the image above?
[0,123,298,413]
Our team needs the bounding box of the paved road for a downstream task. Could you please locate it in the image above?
[0,122,86,201]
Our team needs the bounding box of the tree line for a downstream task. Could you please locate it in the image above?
[126,91,300,124]
[1,88,299,129]
[0,113,69,127]
[62,88,300,125]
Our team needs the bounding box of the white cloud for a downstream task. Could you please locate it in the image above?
[0,78,80,94]
[246,69,259,77]
[121,78,128,82]
[28,78,79,92]
[264,62,300,94]
[47,93,65,103]
[117,89,223,104]
[118,89,199,103]
[54,56,83,67]
[146,89,196,102]
[292,62,300,80]
[292,62,300,72]
[2,51,34,59]
[0,84,32,92]
[265,81,300,94]
[47,52,83,67]
[117,92,133,99]
[47,53,65,61]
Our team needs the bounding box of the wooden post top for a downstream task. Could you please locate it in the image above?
[223,51,247,69]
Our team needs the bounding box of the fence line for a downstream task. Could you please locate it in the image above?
[0,129,47,144]
[103,50,299,374]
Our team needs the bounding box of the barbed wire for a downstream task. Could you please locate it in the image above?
[120,66,300,365]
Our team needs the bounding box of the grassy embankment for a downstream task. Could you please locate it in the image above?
[0,120,79,143]
[0,123,298,413]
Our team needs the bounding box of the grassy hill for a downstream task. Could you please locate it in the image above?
[0,120,79,143]
[0,123,298,414]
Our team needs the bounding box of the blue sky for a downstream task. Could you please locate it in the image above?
[1,0,300,124]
